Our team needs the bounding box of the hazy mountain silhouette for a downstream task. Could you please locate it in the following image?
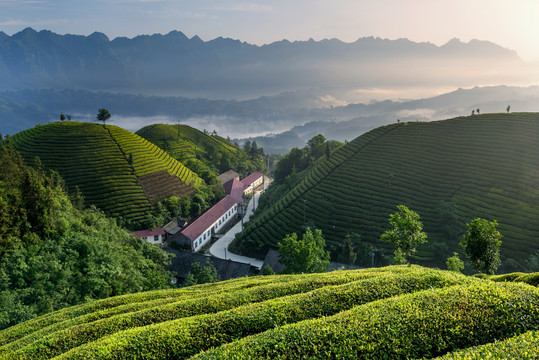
[0,28,526,98]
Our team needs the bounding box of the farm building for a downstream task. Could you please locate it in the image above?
[166,171,263,252]
[241,171,264,195]
[173,195,240,251]
[130,228,165,245]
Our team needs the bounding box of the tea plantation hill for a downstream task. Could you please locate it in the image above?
[2,266,539,359]
[233,113,539,270]
[136,123,259,178]
[11,121,203,224]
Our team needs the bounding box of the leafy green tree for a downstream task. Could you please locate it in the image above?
[96,108,111,126]
[261,264,275,275]
[380,205,428,265]
[183,260,220,286]
[60,113,66,122]
[446,252,464,272]
[278,228,330,274]
[307,134,326,158]
[460,218,502,274]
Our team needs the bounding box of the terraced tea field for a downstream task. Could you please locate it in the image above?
[1,266,538,359]
[136,123,240,163]
[237,113,539,268]
[11,122,202,223]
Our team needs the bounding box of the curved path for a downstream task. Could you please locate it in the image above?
[209,179,270,269]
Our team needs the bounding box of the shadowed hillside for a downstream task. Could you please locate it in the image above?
[233,113,539,270]
[11,122,202,224]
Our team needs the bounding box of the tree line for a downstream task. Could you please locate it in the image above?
[0,139,173,329]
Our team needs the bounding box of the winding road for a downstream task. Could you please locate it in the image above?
[208,178,270,269]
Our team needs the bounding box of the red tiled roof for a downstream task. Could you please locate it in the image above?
[241,171,263,188]
[224,178,244,201]
[180,195,238,241]
[131,228,165,238]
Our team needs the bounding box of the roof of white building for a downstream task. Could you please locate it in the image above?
[241,171,263,188]
[180,195,238,241]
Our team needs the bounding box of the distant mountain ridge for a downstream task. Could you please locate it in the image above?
[0,28,524,97]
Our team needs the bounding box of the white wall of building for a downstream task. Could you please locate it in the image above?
[192,203,238,252]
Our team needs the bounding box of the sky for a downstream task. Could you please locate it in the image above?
[1,0,539,62]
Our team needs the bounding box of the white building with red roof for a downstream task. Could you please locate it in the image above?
[177,195,240,252]
[130,228,165,245]
[241,171,264,195]
[168,171,264,252]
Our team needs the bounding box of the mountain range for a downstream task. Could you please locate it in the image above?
[0,28,528,98]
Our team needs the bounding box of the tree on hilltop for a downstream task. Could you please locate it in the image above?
[460,218,502,274]
[60,113,65,123]
[507,105,511,113]
[96,108,111,126]
[381,205,427,265]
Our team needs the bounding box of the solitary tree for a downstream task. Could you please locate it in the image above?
[60,113,66,122]
[380,205,427,265]
[476,108,480,114]
[460,218,502,274]
[507,105,511,113]
[96,108,111,126]
[471,110,475,116]
[278,227,330,274]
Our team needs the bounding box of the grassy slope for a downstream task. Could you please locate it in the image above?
[237,113,539,266]
[136,124,240,163]
[0,266,538,359]
[11,121,202,223]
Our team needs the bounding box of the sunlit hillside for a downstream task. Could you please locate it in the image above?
[1,266,539,359]
[11,122,202,223]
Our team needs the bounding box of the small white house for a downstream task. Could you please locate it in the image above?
[241,171,264,195]
[130,228,166,245]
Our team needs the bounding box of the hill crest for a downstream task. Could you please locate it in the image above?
[11,121,201,224]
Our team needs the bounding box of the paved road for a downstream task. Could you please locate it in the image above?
[209,179,269,269]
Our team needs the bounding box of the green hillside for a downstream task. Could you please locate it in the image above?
[137,124,239,170]
[136,123,266,178]
[11,121,202,224]
[234,113,539,270]
[2,266,539,359]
